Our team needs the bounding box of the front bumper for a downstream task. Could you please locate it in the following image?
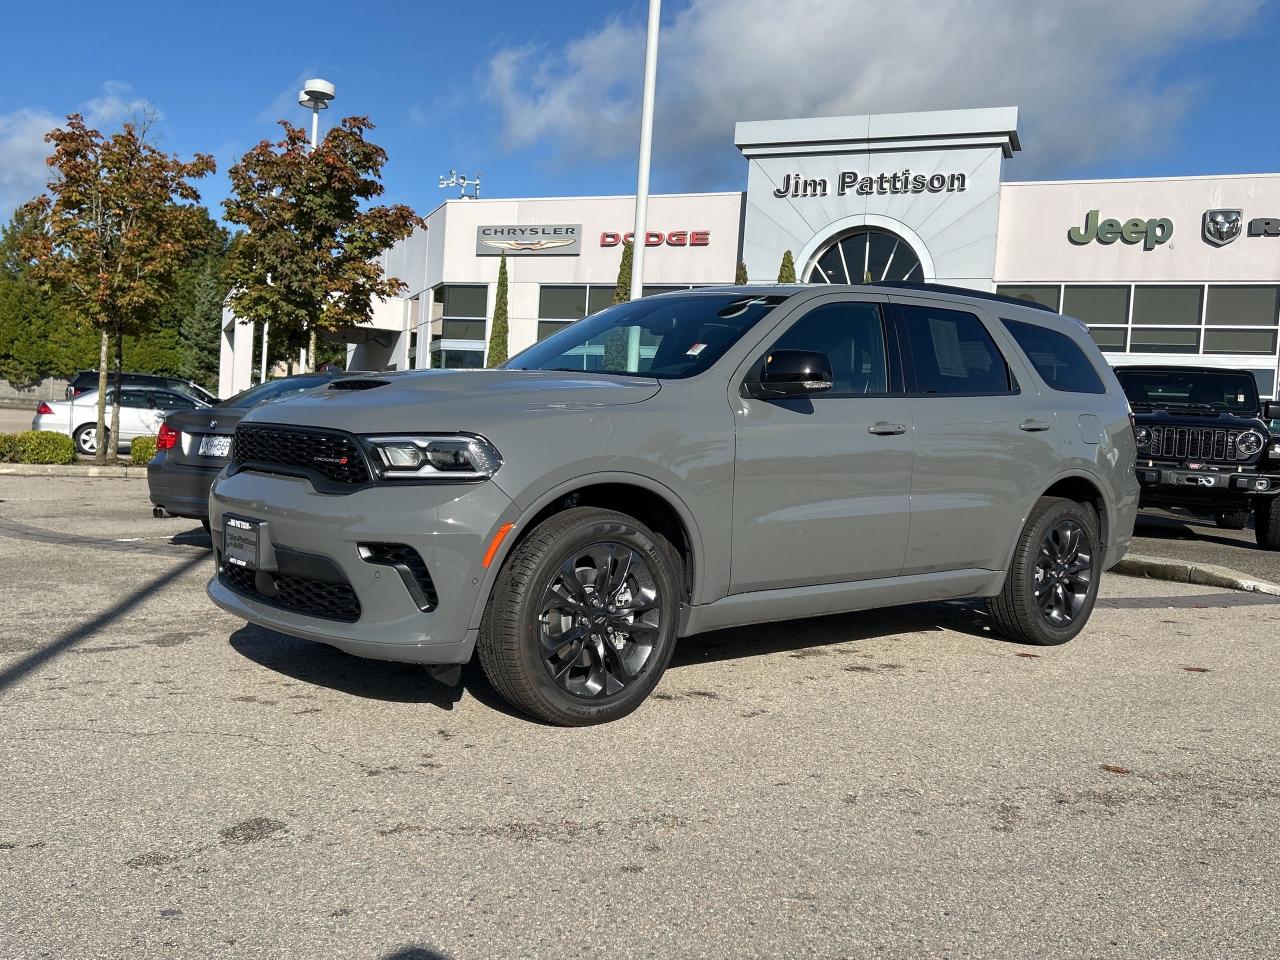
[1136,464,1280,501]
[206,468,513,664]
[147,454,221,520]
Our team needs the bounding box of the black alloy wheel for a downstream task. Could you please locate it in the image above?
[989,496,1101,646]
[477,507,681,725]
[1032,519,1092,627]
[538,542,662,698]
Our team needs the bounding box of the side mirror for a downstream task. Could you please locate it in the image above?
[750,349,834,398]
[1264,400,1280,421]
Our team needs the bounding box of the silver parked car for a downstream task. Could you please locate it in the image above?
[33,386,209,456]
[207,283,1139,725]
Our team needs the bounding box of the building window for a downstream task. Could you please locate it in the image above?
[437,284,488,319]
[536,285,619,340]
[1205,286,1279,326]
[442,319,487,340]
[1088,327,1127,351]
[432,284,488,368]
[1132,286,1202,326]
[1129,327,1200,354]
[1063,286,1130,326]
[1204,329,1278,354]
[429,348,485,369]
[537,321,573,341]
[807,227,922,283]
[997,285,1060,311]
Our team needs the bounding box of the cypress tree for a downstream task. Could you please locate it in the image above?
[612,239,634,304]
[777,250,797,283]
[487,251,509,367]
[735,261,748,285]
[604,240,633,370]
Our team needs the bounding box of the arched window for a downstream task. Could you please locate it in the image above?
[806,228,923,284]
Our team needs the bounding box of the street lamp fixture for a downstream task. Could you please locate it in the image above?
[297,78,336,149]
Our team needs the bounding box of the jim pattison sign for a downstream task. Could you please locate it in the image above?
[773,169,969,199]
[476,224,581,256]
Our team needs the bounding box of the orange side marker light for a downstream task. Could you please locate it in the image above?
[482,522,515,569]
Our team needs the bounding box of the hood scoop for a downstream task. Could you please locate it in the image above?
[328,378,389,391]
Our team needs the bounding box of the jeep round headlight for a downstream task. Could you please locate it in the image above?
[1236,430,1264,459]
[363,434,502,482]
[1134,426,1151,447]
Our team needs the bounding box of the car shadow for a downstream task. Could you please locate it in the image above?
[1134,511,1257,550]
[229,599,1003,716]
[170,526,212,549]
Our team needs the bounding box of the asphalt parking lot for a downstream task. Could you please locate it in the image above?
[3,474,1280,959]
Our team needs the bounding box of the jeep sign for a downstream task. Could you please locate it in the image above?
[1067,210,1173,251]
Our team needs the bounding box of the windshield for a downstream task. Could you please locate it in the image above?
[1116,369,1259,413]
[504,293,789,379]
[219,376,332,408]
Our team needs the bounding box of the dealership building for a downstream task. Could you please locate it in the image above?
[219,106,1280,398]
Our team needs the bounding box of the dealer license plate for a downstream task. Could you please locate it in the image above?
[224,517,259,569]
[199,435,232,457]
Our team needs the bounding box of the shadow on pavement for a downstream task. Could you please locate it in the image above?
[0,553,206,695]
[170,526,212,549]
[383,948,451,960]
[1134,512,1257,550]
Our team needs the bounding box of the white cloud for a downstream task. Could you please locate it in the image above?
[485,0,1260,185]
[0,82,161,217]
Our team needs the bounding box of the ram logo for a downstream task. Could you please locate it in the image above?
[1203,209,1243,247]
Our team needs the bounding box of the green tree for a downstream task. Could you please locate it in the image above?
[223,116,422,372]
[21,113,214,462]
[777,249,797,283]
[735,260,748,285]
[604,239,634,370]
[487,252,509,368]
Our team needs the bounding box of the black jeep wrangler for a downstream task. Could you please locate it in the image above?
[1116,365,1280,549]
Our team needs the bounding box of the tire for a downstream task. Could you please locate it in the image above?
[477,507,682,726]
[988,497,1102,646]
[73,424,107,456]
[1255,498,1280,550]
[1215,509,1250,531]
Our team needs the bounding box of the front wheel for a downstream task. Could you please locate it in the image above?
[477,507,682,726]
[1215,508,1250,530]
[1255,498,1280,550]
[988,497,1101,646]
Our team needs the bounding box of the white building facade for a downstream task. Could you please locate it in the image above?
[218,106,1280,398]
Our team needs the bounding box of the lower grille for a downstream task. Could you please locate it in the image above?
[1148,426,1240,463]
[220,559,361,623]
[359,542,438,611]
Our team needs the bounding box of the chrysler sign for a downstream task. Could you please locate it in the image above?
[476,224,581,256]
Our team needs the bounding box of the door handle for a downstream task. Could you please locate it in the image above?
[1020,419,1052,432]
[868,422,908,436]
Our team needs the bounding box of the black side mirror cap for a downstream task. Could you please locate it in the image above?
[745,349,834,398]
[1264,400,1280,421]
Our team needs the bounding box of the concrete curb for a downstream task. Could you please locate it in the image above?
[1114,552,1280,597]
[0,463,145,478]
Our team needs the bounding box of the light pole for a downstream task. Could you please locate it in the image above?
[626,0,661,369]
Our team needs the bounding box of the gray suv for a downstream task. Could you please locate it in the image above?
[207,284,1138,725]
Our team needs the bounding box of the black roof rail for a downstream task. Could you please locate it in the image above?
[874,281,1057,313]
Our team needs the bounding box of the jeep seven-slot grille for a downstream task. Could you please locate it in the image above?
[233,424,370,485]
[220,560,361,622]
[1147,426,1241,463]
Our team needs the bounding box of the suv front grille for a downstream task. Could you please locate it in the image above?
[1147,426,1243,463]
[232,424,370,485]
[220,560,361,622]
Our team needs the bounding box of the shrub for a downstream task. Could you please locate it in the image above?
[0,433,17,463]
[15,430,76,464]
[130,435,157,465]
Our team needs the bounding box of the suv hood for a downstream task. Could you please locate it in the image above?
[240,369,661,433]
[1132,407,1269,432]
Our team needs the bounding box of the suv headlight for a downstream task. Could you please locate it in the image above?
[1236,430,1264,459]
[1134,426,1151,447]
[362,434,502,482]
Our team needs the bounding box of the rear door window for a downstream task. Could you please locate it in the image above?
[898,305,1015,396]
[1001,318,1106,395]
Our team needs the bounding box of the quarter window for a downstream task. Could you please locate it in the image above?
[899,306,1013,396]
[1002,319,1106,394]
[767,301,888,396]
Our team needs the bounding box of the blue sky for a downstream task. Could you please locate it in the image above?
[2,0,1278,222]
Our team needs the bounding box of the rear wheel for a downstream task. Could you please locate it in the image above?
[73,424,107,456]
[988,497,1101,646]
[1255,498,1280,550]
[1215,508,1250,530]
[477,507,682,726]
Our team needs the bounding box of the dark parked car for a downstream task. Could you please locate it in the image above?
[148,373,349,529]
[66,371,217,405]
[1117,365,1280,547]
